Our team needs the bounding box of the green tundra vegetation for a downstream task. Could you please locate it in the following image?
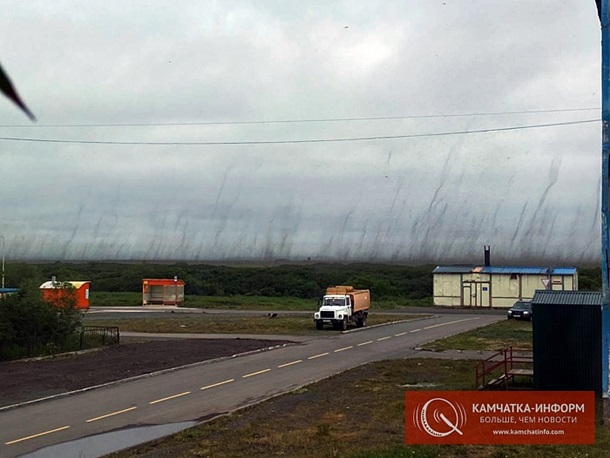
[3,262,602,302]
[5,262,436,300]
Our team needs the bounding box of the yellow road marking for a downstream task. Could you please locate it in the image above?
[334,346,353,352]
[5,426,70,445]
[394,332,407,337]
[149,391,191,405]
[308,352,329,360]
[201,379,234,390]
[86,406,137,423]
[278,360,302,368]
[377,336,391,341]
[423,318,479,330]
[242,368,271,378]
[357,340,373,346]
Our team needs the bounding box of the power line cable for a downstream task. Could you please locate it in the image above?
[0,118,598,146]
[0,107,600,128]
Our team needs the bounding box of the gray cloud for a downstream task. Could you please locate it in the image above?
[0,1,602,264]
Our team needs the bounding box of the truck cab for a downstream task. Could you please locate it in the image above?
[323,295,351,308]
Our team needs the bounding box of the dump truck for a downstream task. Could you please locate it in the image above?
[314,286,370,330]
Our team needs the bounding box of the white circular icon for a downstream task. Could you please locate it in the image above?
[414,397,467,438]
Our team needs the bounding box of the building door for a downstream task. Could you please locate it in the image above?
[462,283,473,306]
[463,281,490,307]
[476,282,491,307]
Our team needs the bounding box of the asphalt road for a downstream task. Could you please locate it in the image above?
[0,312,502,457]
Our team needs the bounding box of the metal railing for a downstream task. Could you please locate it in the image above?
[79,326,120,349]
[475,346,533,390]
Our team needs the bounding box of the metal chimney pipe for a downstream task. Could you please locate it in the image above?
[484,245,491,266]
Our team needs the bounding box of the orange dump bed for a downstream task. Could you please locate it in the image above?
[325,286,370,312]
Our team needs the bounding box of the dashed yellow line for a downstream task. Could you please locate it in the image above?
[149,391,191,405]
[308,352,329,360]
[242,368,271,378]
[334,346,353,352]
[377,336,391,341]
[5,426,70,445]
[357,340,374,346]
[278,359,302,368]
[86,406,137,423]
[201,379,234,390]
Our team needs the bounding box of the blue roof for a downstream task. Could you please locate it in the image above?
[433,266,577,275]
[432,266,473,274]
[532,290,601,306]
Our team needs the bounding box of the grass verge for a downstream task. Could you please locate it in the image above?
[83,314,429,335]
[421,318,533,352]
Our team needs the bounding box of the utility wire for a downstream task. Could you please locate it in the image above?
[0,118,598,146]
[0,107,600,128]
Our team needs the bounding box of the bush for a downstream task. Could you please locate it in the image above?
[0,281,83,361]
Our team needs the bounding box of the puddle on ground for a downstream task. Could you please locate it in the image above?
[21,421,196,458]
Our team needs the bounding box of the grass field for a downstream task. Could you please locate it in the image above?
[89,291,432,310]
[83,314,428,335]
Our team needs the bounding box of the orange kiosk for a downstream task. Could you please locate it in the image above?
[40,280,91,310]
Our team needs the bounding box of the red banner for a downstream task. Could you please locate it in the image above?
[405,391,595,445]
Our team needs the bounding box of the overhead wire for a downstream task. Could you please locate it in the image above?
[0,118,599,146]
[0,107,600,128]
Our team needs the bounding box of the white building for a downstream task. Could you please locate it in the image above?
[433,265,578,308]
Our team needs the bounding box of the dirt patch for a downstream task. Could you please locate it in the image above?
[0,338,292,408]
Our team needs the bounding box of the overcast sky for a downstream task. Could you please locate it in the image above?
[0,1,602,265]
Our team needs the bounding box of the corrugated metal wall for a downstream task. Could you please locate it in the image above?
[533,303,601,395]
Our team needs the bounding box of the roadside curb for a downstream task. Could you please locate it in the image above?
[0,342,297,413]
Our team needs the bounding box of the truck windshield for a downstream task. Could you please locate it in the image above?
[323,298,345,306]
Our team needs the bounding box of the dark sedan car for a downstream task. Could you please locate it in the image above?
[507,301,532,321]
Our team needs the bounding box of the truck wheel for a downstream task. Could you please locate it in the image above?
[361,315,367,327]
[340,317,348,331]
[315,320,324,330]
